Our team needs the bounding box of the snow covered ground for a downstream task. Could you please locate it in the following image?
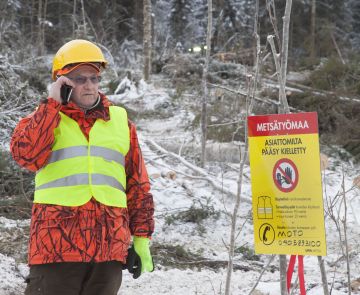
[0,76,359,295]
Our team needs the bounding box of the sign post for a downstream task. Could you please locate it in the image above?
[248,112,326,256]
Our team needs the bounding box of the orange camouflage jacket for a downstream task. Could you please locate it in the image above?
[10,94,154,265]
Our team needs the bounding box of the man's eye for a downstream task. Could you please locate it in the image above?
[75,77,87,84]
[69,76,101,84]
[90,76,102,83]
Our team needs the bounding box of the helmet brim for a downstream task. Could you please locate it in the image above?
[55,62,102,79]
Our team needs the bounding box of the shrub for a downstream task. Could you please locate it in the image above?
[287,91,360,162]
[0,150,33,219]
[235,245,260,261]
[164,198,220,235]
[307,56,360,96]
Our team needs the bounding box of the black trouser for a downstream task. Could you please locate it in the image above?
[24,261,122,295]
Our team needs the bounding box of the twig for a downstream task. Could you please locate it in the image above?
[0,205,31,218]
[19,170,32,203]
[330,31,345,65]
[205,276,217,295]
[267,36,281,89]
[145,154,168,164]
[248,255,276,295]
[208,119,242,127]
[234,213,250,242]
[208,82,280,106]
[341,166,351,295]
[0,100,37,115]
[266,0,281,51]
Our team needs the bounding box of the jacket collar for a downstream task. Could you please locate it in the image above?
[60,92,111,121]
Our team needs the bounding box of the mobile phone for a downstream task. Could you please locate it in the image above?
[60,84,73,105]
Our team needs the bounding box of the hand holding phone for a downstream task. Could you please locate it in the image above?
[49,76,74,105]
[60,84,73,105]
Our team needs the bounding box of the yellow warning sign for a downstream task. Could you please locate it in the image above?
[248,112,326,256]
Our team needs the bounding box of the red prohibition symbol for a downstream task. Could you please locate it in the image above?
[273,158,299,192]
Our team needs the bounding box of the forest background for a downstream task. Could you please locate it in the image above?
[0,0,360,294]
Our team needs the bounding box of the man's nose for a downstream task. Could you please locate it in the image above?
[83,78,92,88]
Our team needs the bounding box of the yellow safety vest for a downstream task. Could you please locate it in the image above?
[34,106,130,207]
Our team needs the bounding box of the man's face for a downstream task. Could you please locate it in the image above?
[66,65,100,109]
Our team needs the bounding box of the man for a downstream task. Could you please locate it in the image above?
[10,39,154,295]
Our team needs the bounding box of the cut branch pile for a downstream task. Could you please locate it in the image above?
[146,139,252,204]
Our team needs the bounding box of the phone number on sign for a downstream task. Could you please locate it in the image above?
[278,239,321,248]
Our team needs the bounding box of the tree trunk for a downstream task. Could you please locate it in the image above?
[72,0,77,38]
[200,0,212,167]
[143,0,152,81]
[318,256,329,295]
[342,175,351,295]
[278,0,292,114]
[37,0,44,56]
[30,0,35,44]
[279,2,293,294]
[213,0,224,51]
[280,255,288,295]
[267,1,293,293]
[310,0,316,59]
[135,0,144,44]
[42,0,48,51]
[224,1,261,294]
[80,0,86,37]
[253,0,259,67]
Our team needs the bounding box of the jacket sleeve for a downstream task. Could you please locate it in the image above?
[125,121,155,238]
[10,99,62,172]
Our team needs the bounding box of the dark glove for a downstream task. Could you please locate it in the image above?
[124,245,142,279]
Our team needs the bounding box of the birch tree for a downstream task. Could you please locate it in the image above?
[200,0,212,167]
[36,0,48,56]
[310,0,316,59]
[80,0,86,36]
[224,0,261,293]
[267,0,293,293]
[143,0,152,81]
[72,0,77,38]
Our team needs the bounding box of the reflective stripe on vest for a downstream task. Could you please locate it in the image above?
[46,146,125,167]
[36,173,125,192]
[34,106,130,207]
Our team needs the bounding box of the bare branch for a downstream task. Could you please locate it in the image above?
[267,35,281,81]
[248,255,276,295]
[266,0,281,50]
[341,167,351,295]
[208,82,281,107]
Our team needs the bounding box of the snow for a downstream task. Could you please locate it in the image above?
[110,78,169,111]
[0,254,26,294]
[1,75,360,295]
[122,268,277,295]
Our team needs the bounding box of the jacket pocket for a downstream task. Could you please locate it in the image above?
[104,207,131,252]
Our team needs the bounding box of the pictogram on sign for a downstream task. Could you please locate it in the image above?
[259,223,275,245]
[273,158,299,192]
[257,196,273,219]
